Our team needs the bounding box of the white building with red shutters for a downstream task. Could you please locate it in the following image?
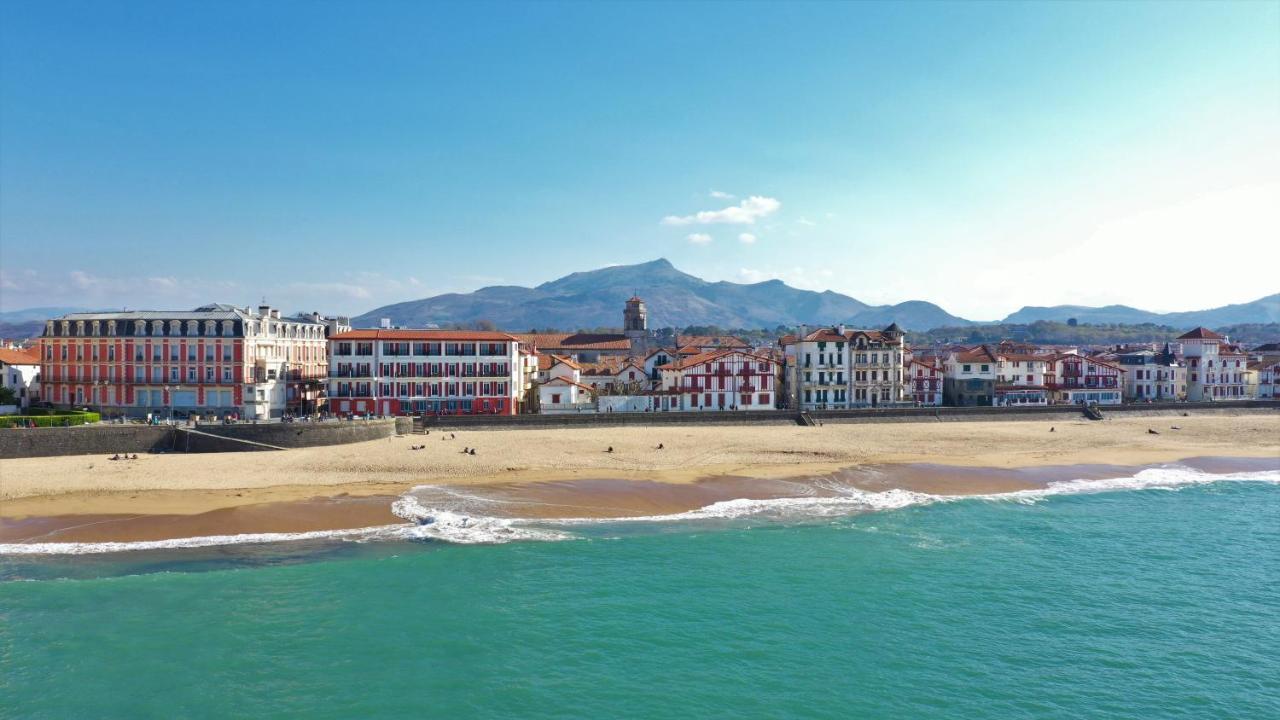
[1180,327,1249,401]
[327,329,526,416]
[40,305,331,419]
[1045,353,1123,405]
[655,348,777,411]
[906,358,943,406]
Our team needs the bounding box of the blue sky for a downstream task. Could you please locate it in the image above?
[2,1,1277,321]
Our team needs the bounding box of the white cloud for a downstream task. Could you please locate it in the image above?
[687,233,713,245]
[797,217,817,227]
[738,233,757,245]
[662,196,781,226]
[709,190,736,200]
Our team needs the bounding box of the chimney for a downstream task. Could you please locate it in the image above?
[837,323,846,336]
[380,318,392,329]
[258,305,271,317]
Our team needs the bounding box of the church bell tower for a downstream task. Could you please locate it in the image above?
[624,295,648,354]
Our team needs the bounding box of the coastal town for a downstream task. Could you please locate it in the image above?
[3,295,1277,425]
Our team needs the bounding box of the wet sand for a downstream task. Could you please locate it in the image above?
[4,456,1275,545]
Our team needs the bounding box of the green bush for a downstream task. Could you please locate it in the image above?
[0,411,101,428]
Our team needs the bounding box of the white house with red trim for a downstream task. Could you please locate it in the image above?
[328,329,525,416]
[655,348,777,411]
[906,358,943,406]
[1046,353,1123,405]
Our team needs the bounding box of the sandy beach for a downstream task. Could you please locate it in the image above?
[2,413,1276,527]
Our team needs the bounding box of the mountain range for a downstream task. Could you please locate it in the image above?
[2,262,1275,337]
[351,259,1279,332]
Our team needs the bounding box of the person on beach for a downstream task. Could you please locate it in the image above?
[469,448,476,455]
[606,446,614,453]
[110,454,120,461]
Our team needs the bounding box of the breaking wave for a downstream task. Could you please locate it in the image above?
[4,465,1276,556]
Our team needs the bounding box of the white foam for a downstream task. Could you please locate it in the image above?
[391,495,574,544]
[0,524,411,556]
[976,466,1280,505]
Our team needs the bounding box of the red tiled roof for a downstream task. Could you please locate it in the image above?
[0,348,40,366]
[331,329,516,341]
[541,376,595,391]
[664,348,772,371]
[955,346,999,364]
[1177,327,1225,341]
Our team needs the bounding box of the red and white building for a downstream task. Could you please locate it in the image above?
[327,329,527,416]
[40,305,331,419]
[1046,353,1123,405]
[654,348,777,411]
[906,358,943,406]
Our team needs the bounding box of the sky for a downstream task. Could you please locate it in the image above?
[1,1,1277,321]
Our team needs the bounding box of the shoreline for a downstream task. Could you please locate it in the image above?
[2,414,1276,546]
[2,455,1276,547]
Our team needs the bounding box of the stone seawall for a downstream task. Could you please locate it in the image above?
[189,419,398,449]
[0,419,399,459]
[0,426,176,459]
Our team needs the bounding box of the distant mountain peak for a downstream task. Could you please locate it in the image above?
[353,259,969,331]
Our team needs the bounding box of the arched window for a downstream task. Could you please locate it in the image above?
[205,320,216,336]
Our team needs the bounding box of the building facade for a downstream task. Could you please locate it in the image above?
[0,347,41,410]
[328,329,526,416]
[784,325,907,410]
[656,349,777,411]
[942,346,998,406]
[1180,327,1249,401]
[1116,346,1184,401]
[906,358,943,406]
[1046,353,1123,405]
[40,305,328,419]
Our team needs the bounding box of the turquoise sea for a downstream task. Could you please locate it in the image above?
[2,468,1278,719]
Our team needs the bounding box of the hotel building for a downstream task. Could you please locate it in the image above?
[327,329,528,416]
[39,305,330,419]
